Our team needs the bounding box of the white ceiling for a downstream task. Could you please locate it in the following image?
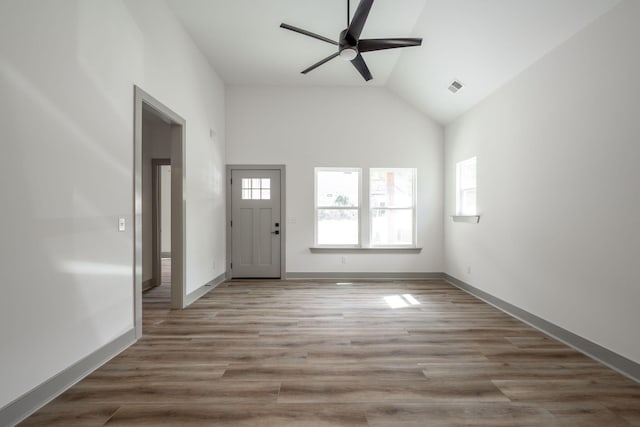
[166,0,620,124]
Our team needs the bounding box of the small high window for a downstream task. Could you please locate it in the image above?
[456,157,477,215]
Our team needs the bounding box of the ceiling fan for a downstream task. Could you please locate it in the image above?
[280,0,422,81]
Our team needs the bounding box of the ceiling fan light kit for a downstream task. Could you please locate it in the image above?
[339,48,358,61]
[280,0,422,82]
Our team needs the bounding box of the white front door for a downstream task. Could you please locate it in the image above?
[231,169,281,278]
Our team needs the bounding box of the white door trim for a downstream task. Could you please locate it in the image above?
[226,165,286,279]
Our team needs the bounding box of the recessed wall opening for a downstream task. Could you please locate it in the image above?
[134,86,186,338]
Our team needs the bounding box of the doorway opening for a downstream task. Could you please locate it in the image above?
[134,86,186,338]
[150,160,171,290]
[141,160,171,326]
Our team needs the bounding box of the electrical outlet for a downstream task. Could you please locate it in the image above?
[118,217,126,232]
[341,256,347,265]
[466,266,471,274]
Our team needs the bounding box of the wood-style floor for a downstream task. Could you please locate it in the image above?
[21,269,640,425]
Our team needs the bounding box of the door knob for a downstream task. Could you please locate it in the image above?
[271,230,280,235]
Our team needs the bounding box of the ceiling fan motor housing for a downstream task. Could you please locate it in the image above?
[339,28,358,60]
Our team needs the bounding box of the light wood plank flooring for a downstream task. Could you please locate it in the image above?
[21,278,640,426]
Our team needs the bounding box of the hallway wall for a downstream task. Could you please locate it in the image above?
[0,0,225,410]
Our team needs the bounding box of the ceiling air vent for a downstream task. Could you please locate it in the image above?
[448,80,464,94]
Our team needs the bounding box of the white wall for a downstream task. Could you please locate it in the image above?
[444,0,640,364]
[227,86,443,274]
[0,0,225,409]
[124,0,227,293]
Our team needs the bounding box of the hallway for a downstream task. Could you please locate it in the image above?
[142,257,172,332]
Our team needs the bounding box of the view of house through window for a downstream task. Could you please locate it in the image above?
[370,168,416,246]
[456,157,477,215]
[315,168,361,245]
[315,167,416,247]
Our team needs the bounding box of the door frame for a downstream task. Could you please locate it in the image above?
[134,86,186,339]
[151,159,171,289]
[226,165,286,279]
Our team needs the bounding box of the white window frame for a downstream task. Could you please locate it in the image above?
[456,157,477,216]
[314,167,362,247]
[369,168,417,248]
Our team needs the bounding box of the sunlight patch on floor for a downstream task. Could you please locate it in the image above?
[384,294,420,309]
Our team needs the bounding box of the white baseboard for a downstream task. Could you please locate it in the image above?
[0,329,136,427]
[184,272,227,306]
[285,272,444,280]
[445,274,640,383]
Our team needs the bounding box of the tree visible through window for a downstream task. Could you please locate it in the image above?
[315,168,361,245]
[314,167,418,247]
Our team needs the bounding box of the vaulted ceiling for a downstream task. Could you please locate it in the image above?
[166,0,620,124]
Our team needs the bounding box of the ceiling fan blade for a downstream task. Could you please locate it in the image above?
[358,38,422,52]
[280,23,338,46]
[346,0,373,44]
[351,53,372,81]
[302,52,340,74]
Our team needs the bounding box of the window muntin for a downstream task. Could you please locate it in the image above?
[369,168,416,246]
[241,178,271,200]
[456,157,477,215]
[315,168,361,246]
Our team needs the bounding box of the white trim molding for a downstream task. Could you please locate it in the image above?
[451,215,480,223]
[184,272,227,306]
[0,329,136,427]
[286,272,443,280]
[445,274,640,383]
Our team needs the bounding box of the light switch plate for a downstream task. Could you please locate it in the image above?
[118,217,126,232]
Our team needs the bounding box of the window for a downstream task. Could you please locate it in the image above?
[242,178,270,200]
[315,168,361,246]
[370,168,416,246]
[456,157,477,215]
[314,167,417,248]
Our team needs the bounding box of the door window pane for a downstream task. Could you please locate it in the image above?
[242,177,271,200]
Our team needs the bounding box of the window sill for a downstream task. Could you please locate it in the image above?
[451,215,480,223]
[309,247,422,253]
